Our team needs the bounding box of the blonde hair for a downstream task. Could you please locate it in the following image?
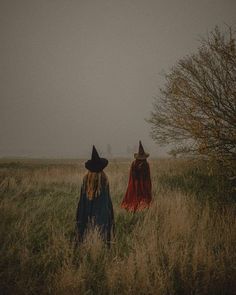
[83,171,108,200]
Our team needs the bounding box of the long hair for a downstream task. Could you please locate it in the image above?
[83,171,108,200]
[131,159,150,180]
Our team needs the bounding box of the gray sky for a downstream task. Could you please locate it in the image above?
[1,0,235,158]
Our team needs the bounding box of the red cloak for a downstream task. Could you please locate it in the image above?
[121,160,152,212]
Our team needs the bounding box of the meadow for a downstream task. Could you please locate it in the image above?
[0,158,235,295]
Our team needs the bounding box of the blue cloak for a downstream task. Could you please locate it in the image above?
[76,178,114,244]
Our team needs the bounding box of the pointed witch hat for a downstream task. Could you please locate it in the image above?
[85,145,108,172]
[134,141,149,159]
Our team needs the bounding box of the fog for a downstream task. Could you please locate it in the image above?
[1,0,235,158]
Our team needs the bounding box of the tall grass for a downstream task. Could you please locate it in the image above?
[0,159,235,295]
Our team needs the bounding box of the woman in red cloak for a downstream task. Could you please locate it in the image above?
[121,141,152,212]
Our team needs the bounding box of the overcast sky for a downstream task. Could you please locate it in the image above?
[1,0,235,158]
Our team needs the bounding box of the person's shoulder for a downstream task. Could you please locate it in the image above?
[81,173,88,186]
[102,171,109,184]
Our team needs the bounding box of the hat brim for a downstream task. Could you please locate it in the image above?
[85,158,108,172]
[134,153,149,160]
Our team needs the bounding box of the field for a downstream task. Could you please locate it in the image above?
[0,159,235,295]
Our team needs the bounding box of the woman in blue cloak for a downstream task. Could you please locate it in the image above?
[76,146,114,244]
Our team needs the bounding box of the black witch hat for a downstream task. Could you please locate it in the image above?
[134,141,149,159]
[85,146,108,172]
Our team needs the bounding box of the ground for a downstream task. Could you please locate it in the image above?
[0,159,235,295]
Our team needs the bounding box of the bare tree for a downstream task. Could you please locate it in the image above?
[148,26,236,173]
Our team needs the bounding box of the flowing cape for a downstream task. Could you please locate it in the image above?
[121,161,152,212]
[76,178,114,243]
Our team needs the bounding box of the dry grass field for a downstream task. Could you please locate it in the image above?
[0,159,235,295]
